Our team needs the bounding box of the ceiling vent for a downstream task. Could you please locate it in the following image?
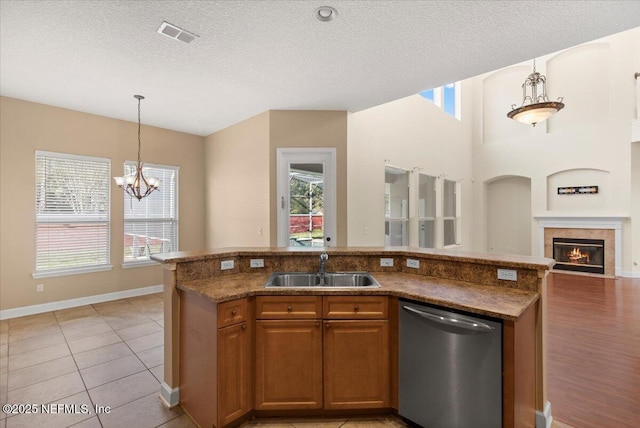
[157,21,198,44]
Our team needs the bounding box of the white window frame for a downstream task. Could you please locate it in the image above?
[33,151,112,279]
[420,82,462,120]
[122,161,179,268]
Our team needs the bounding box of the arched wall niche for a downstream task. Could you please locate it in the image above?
[484,175,532,256]
[546,168,610,211]
[547,43,611,133]
[482,65,531,143]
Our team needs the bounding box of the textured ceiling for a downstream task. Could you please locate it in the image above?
[1,0,639,136]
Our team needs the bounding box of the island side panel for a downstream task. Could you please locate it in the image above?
[162,263,180,404]
[503,301,537,428]
[180,290,219,427]
[537,271,549,415]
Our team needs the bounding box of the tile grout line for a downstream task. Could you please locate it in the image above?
[56,307,106,428]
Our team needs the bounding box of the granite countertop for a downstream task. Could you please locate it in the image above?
[178,271,539,321]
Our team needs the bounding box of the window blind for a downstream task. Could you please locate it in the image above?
[123,162,178,264]
[35,151,111,274]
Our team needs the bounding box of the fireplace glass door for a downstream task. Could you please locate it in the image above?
[552,237,605,274]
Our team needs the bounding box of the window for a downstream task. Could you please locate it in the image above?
[418,174,436,248]
[385,166,409,246]
[123,162,178,265]
[419,82,461,120]
[443,179,459,246]
[419,89,434,102]
[34,151,111,277]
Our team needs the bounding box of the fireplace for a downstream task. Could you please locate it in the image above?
[553,237,605,274]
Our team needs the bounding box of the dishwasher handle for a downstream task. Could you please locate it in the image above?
[402,305,495,332]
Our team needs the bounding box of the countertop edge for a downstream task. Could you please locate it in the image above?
[176,273,539,322]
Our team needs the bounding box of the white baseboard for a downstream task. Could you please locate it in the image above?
[621,270,640,278]
[0,284,163,320]
[160,382,180,408]
[536,401,553,428]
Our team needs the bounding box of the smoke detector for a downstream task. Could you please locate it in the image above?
[315,6,337,22]
[157,21,199,44]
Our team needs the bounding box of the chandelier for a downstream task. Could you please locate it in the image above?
[507,59,565,126]
[113,95,159,200]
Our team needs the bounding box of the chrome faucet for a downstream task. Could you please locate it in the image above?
[318,252,329,283]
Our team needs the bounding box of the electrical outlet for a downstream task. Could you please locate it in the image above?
[497,269,517,281]
[406,259,420,269]
[380,258,394,267]
[250,258,264,268]
[221,260,235,270]
[36,284,44,292]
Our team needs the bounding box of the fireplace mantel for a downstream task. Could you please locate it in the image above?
[534,215,626,277]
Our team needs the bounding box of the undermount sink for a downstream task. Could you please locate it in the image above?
[264,272,381,288]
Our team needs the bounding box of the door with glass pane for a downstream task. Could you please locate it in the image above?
[443,179,458,246]
[385,167,409,246]
[277,149,336,247]
[418,174,436,248]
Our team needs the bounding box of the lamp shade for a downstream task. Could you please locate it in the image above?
[507,101,565,126]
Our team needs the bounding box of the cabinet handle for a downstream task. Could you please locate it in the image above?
[316,322,320,328]
[241,324,246,331]
[325,323,330,329]
[287,306,293,312]
[354,305,359,312]
[231,309,237,316]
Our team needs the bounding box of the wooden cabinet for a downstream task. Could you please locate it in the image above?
[256,296,390,412]
[256,296,323,319]
[255,296,323,410]
[179,293,253,428]
[324,320,389,409]
[324,296,388,319]
[218,320,251,426]
[255,320,323,410]
[323,296,390,409]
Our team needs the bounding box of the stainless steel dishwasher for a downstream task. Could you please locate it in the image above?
[398,299,502,428]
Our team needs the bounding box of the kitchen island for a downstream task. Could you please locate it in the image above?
[152,247,554,428]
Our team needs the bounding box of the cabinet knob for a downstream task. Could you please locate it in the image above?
[241,324,246,331]
[231,309,237,316]
[325,323,330,329]
[287,306,293,312]
[354,305,359,312]
[316,322,320,328]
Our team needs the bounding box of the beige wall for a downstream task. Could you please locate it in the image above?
[471,28,639,273]
[0,97,205,311]
[347,90,473,248]
[269,110,349,247]
[204,112,270,248]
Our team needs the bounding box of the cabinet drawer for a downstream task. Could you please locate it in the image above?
[218,298,248,328]
[256,296,322,319]
[323,296,388,319]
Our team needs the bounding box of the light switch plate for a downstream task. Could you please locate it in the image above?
[497,268,517,281]
[380,258,394,267]
[406,259,420,269]
[221,260,235,270]
[250,258,264,268]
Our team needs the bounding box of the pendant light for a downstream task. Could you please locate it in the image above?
[113,95,160,200]
[507,59,565,126]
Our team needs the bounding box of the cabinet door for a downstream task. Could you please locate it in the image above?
[218,321,251,426]
[324,320,389,409]
[256,320,323,410]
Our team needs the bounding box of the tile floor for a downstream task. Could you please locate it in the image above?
[0,293,572,428]
[0,293,188,428]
